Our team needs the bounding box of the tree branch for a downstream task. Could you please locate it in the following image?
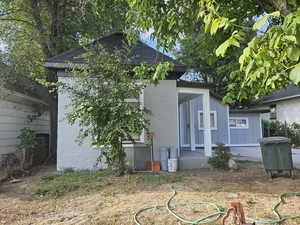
[0,18,35,26]
[28,0,51,58]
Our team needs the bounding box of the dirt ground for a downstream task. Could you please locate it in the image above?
[0,162,300,225]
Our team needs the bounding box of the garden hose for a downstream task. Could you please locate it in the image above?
[133,185,300,225]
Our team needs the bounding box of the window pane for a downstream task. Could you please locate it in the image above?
[229,119,236,127]
[210,113,215,128]
[236,119,247,128]
[200,112,204,128]
[229,118,248,128]
[199,112,216,129]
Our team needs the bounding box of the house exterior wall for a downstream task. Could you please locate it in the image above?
[229,112,262,145]
[180,96,229,146]
[275,98,300,124]
[144,80,179,161]
[0,98,49,155]
[57,78,178,170]
[57,77,107,171]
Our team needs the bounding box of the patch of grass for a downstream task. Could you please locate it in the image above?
[103,191,115,197]
[35,183,79,198]
[295,168,300,174]
[292,217,300,224]
[40,174,61,181]
[35,170,110,198]
[137,174,182,185]
[63,168,75,173]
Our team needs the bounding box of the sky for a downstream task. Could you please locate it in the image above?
[140,30,177,58]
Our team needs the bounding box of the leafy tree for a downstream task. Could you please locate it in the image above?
[175,30,241,97]
[127,0,300,103]
[0,0,128,157]
[63,46,172,175]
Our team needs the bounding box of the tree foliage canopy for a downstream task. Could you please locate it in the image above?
[175,29,241,97]
[0,0,128,83]
[127,0,300,103]
[0,0,129,154]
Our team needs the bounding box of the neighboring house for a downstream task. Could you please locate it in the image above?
[259,85,300,124]
[0,85,50,158]
[44,31,265,171]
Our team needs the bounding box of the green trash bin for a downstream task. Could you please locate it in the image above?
[259,137,294,178]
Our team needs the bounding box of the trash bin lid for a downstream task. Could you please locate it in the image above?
[259,136,290,144]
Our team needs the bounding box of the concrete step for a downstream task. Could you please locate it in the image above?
[179,156,209,170]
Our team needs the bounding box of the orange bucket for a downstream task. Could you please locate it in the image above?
[146,161,161,171]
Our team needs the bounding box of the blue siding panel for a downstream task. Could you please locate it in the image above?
[229,113,262,144]
[180,95,229,145]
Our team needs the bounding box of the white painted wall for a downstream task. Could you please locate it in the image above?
[0,98,49,154]
[276,98,300,124]
[57,77,106,171]
[144,80,179,161]
[57,78,180,170]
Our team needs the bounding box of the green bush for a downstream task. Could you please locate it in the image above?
[208,143,231,170]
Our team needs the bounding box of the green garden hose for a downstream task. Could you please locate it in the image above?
[133,185,300,225]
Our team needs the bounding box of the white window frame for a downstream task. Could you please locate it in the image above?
[123,90,145,143]
[229,117,249,129]
[198,110,217,130]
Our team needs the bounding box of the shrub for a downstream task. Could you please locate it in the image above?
[208,143,231,170]
[17,128,38,168]
[262,120,300,147]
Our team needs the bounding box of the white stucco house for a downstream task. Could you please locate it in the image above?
[44,32,266,171]
[259,85,300,124]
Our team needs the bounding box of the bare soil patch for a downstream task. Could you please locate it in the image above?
[0,162,300,225]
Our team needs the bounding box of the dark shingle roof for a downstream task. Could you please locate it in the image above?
[44,31,185,79]
[259,85,300,103]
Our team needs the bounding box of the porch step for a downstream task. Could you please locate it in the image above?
[179,156,210,170]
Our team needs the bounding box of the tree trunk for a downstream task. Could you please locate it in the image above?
[49,87,58,160]
[117,142,126,176]
[29,0,67,160]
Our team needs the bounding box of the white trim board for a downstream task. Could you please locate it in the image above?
[177,87,212,157]
[181,143,260,147]
[189,99,196,151]
[227,105,231,145]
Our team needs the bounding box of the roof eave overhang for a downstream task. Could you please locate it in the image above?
[45,61,185,80]
[260,94,300,104]
[229,109,270,113]
[44,62,83,69]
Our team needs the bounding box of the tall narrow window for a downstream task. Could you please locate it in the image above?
[198,111,217,130]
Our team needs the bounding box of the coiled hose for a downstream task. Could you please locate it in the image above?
[133,185,300,225]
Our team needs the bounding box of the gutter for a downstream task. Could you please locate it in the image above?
[260,94,300,104]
